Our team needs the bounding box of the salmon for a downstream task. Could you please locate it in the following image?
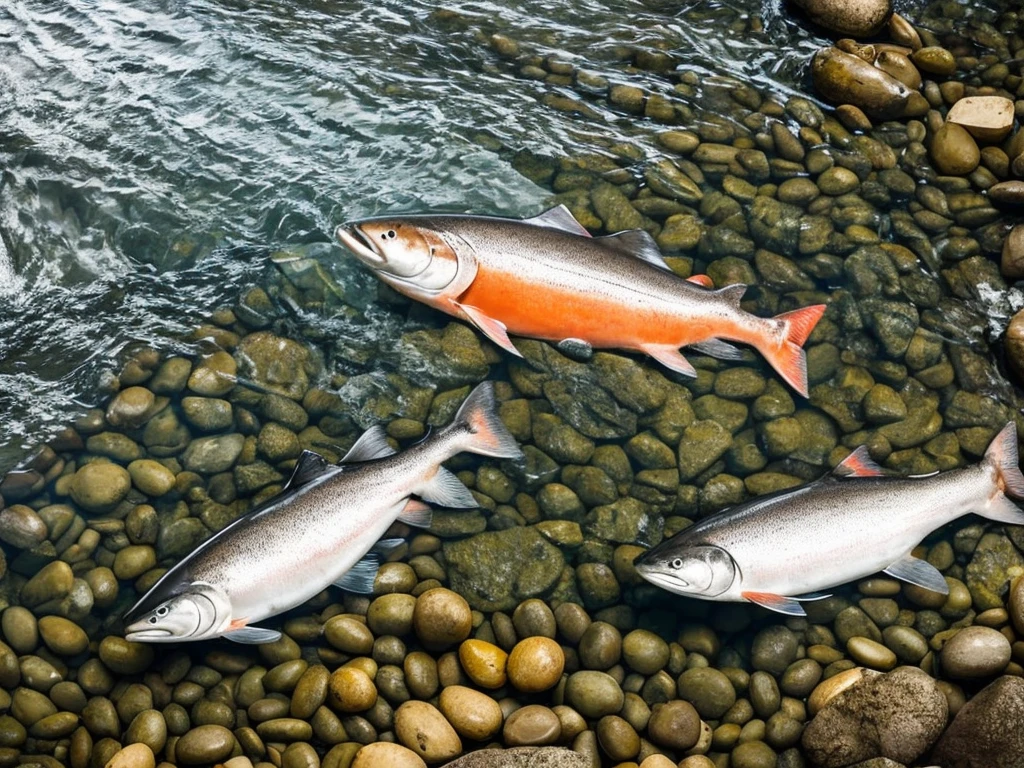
[336,205,825,396]
[635,422,1024,616]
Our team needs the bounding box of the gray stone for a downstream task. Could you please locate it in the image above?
[181,434,246,474]
[440,747,588,768]
[932,676,1024,768]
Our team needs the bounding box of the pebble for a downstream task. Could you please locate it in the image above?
[458,639,508,688]
[941,626,1011,679]
[438,685,503,740]
[106,387,156,429]
[507,637,564,692]
[564,671,624,718]
[174,725,235,765]
[69,462,132,513]
[930,122,980,176]
[394,701,462,763]
[127,460,176,497]
[104,743,155,768]
[503,705,561,746]
[37,616,88,656]
[351,743,426,768]
[413,588,472,649]
[847,637,897,670]
[791,0,891,36]
[808,667,873,716]
[677,667,737,719]
[947,96,1015,143]
[327,666,376,712]
[989,181,1024,205]
[811,47,909,120]
[0,505,48,549]
[596,714,640,761]
[1001,226,1024,279]
[647,700,701,750]
[911,46,956,76]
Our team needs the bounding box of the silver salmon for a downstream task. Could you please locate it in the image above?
[635,422,1024,616]
[336,206,825,396]
[122,382,522,643]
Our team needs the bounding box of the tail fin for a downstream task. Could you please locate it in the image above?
[447,382,524,459]
[761,305,827,398]
[985,421,1024,499]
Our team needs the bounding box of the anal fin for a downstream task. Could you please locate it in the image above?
[690,339,744,361]
[456,304,522,358]
[398,498,434,527]
[883,554,949,594]
[334,553,380,594]
[223,626,282,644]
[742,591,807,616]
[641,344,697,377]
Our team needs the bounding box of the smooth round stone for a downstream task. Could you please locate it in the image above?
[1011,577,1024,636]
[21,561,74,608]
[911,46,956,75]
[511,598,557,639]
[507,636,565,692]
[731,740,777,768]
[368,594,416,636]
[98,637,154,675]
[413,588,472,649]
[255,718,313,742]
[458,639,508,689]
[438,685,502,741]
[70,463,131,513]
[930,122,980,176]
[792,0,890,35]
[0,505,48,549]
[677,667,736,719]
[113,545,157,580]
[579,621,622,670]
[37,616,88,656]
[818,166,860,195]
[404,652,439,700]
[621,629,669,675]
[941,626,1011,679]
[847,637,896,670]
[647,700,700,750]
[328,667,376,712]
[596,714,640,761]
[187,351,236,396]
[1001,226,1024,279]
[811,47,909,120]
[324,617,374,655]
[351,743,426,768]
[290,665,330,720]
[106,387,156,429]
[882,625,929,663]
[125,710,168,754]
[808,667,874,715]
[181,397,234,431]
[375,563,417,595]
[565,671,624,719]
[127,461,176,497]
[751,626,798,676]
[2,607,39,654]
[174,725,235,765]
[104,743,155,768]
[990,181,1024,205]
[503,704,561,746]
[394,701,461,763]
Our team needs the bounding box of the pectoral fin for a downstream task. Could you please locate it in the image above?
[883,554,949,594]
[456,304,522,358]
[742,591,807,616]
[335,554,380,594]
[641,344,697,377]
[223,626,283,644]
[524,205,592,237]
[398,498,434,527]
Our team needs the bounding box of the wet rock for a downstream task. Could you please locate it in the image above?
[181,434,245,474]
[1000,226,1024,279]
[811,47,909,120]
[441,748,588,768]
[990,181,1024,205]
[940,626,1011,679]
[127,460,176,497]
[0,505,48,549]
[947,96,1015,143]
[235,332,318,400]
[792,0,891,36]
[174,725,235,765]
[678,420,733,480]
[507,637,564,692]
[930,123,981,176]
[106,387,157,429]
[677,667,737,719]
[801,667,947,767]
[438,686,503,741]
[181,397,233,432]
[444,527,564,611]
[394,322,491,389]
[966,532,1024,610]
[1007,310,1024,383]
[875,51,921,90]
[645,160,703,204]
[564,671,624,718]
[69,463,131,513]
[932,676,1024,768]
[910,46,956,76]
[583,497,663,547]
[187,351,237,398]
[394,700,461,763]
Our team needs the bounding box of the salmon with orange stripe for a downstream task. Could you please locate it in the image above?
[336,205,826,396]
[122,383,521,644]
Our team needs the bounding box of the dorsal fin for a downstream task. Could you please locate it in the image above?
[595,230,671,270]
[715,283,746,307]
[284,450,331,490]
[833,446,884,478]
[341,426,397,463]
[524,205,592,237]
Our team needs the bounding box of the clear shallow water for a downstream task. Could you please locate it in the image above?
[0,0,1014,469]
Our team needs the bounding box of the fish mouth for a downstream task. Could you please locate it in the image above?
[336,223,385,267]
[123,619,177,642]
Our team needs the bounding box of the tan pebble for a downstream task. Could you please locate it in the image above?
[875,51,921,90]
[930,122,980,176]
[458,639,507,689]
[835,104,872,132]
[679,758,716,768]
[222,758,254,768]
[503,704,561,746]
[941,626,1011,679]
[847,637,896,670]
[1010,576,1024,635]
[327,667,376,712]
[507,637,565,692]
[911,46,956,76]
[808,667,877,715]
[647,700,700,751]
[552,705,587,742]
[394,701,461,763]
[811,46,910,120]
[413,588,472,649]
[791,0,891,36]
[1001,227,1024,280]
[351,742,426,768]
[947,96,1015,143]
[437,685,503,741]
[990,180,1024,205]
[596,714,640,761]
[104,743,155,768]
[1007,310,1024,382]
[639,756,677,768]
[888,12,922,49]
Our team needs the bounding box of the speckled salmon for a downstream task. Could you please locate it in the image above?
[635,422,1024,616]
[336,206,826,396]
[122,383,521,643]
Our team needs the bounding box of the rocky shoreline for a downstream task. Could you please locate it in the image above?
[4,1,1024,767]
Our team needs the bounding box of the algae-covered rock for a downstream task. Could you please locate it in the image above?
[181,434,246,474]
[235,332,319,400]
[678,420,733,481]
[394,322,492,389]
[583,498,663,547]
[444,527,566,611]
[966,533,1024,610]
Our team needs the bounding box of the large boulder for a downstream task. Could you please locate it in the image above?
[931,676,1024,768]
[801,666,947,768]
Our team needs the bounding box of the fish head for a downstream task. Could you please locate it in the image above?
[123,582,231,643]
[634,543,737,598]
[336,217,462,292]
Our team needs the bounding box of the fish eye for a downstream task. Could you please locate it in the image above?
[671,558,684,568]
[381,229,396,240]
